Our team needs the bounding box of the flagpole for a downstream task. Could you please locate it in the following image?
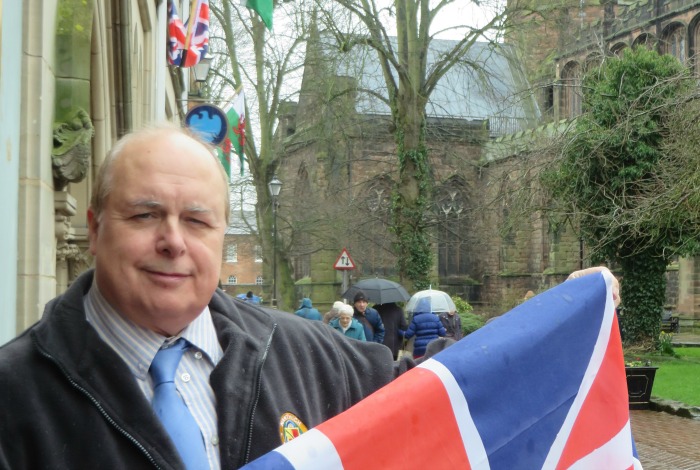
[182,0,200,65]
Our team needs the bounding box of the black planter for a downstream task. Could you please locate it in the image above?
[626,366,658,410]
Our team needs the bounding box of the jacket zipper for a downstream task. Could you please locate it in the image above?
[242,323,277,464]
[34,338,162,469]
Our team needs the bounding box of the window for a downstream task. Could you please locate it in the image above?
[256,275,264,285]
[226,244,237,262]
[254,245,263,262]
[560,61,582,119]
[662,24,686,63]
[227,275,237,285]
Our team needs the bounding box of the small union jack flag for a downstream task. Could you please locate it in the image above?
[242,271,643,470]
[168,0,209,68]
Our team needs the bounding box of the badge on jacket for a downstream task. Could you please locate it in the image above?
[279,412,308,443]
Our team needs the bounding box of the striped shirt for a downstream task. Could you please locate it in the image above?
[84,283,224,469]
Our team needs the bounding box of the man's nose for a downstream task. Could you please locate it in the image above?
[156,218,186,257]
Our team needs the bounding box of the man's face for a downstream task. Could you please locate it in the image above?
[339,314,352,328]
[88,131,227,336]
[354,299,368,314]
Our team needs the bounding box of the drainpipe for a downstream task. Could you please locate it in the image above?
[114,0,133,134]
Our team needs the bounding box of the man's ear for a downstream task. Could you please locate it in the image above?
[87,207,99,255]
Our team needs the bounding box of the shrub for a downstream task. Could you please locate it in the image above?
[452,295,484,336]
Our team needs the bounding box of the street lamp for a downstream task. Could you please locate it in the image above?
[192,55,212,83]
[268,175,282,308]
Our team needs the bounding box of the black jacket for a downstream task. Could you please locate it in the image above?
[0,270,395,469]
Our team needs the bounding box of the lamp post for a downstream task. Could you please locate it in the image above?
[190,54,212,99]
[268,175,282,308]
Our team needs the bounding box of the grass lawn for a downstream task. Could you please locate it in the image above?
[629,347,700,407]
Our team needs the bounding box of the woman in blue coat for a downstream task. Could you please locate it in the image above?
[329,305,367,341]
[400,297,446,358]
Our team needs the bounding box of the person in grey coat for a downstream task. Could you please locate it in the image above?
[0,125,397,469]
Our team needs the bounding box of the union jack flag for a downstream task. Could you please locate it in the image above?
[168,0,209,68]
[242,271,643,470]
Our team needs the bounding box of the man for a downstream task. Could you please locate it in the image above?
[352,291,385,344]
[438,309,463,341]
[0,125,395,469]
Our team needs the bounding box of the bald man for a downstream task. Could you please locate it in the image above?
[0,125,395,469]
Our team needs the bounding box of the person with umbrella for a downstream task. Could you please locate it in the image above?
[400,297,447,359]
[375,302,408,359]
[352,291,385,344]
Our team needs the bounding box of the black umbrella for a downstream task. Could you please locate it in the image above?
[342,278,411,304]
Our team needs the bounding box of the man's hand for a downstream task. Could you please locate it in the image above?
[567,267,620,307]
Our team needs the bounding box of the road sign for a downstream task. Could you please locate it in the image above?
[334,248,356,270]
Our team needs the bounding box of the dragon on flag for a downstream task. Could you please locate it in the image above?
[167,0,209,68]
[242,270,643,470]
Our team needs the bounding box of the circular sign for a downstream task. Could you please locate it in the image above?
[185,104,228,145]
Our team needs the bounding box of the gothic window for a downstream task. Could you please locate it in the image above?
[433,178,469,279]
[256,275,263,285]
[560,61,582,119]
[610,42,627,57]
[226,244,237,263]
[633,33,655,51]
[661,23,687,63]
[227,275,237,285]
[691,16,700,75]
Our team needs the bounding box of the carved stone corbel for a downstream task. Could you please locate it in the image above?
[52,108,94,191]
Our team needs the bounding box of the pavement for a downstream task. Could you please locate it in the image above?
[630,332,700,469]
[631,409,700,469]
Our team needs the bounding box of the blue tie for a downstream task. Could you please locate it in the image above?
[150,339,208,469]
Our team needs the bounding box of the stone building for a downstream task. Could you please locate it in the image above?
[276,1,700,316]
[0,0,194,344]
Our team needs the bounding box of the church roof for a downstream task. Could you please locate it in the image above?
[328,37,539,131]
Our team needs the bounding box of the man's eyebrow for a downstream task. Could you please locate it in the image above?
[128,199,162,210]
[184,206,215,216]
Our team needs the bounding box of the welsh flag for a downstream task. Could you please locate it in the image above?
[220,91,246,177]
[242,0,273,30]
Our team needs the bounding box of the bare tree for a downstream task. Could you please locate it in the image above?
[209,0,311,310]
[311,0,516,289]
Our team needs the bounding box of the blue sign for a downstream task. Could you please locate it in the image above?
[185,104,228,145]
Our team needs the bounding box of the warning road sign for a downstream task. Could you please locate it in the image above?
[333,248,356,270]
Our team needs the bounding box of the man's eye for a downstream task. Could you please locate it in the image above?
[134,213,154,219]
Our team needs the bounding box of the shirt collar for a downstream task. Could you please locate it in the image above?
[84,282,223,380]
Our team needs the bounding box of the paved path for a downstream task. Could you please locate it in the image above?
[631,410,700,469]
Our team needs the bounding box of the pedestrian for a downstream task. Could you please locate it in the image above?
[438,309,463,341]
[294,297,323,321]
[237,290,261,304]
[400,297,447,359]
[329,304,367,341]
[352,290,386,344]
[375,302,408,359]
[0,124,397,469]
[324,300,346,324]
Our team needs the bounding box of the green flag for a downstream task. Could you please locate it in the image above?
[242,0,273,30]
[221,90,246,177]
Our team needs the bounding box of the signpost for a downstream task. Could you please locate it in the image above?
[334,248,356,293]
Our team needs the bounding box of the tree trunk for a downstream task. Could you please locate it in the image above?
[392,90,433,289]
[619,253,667,346]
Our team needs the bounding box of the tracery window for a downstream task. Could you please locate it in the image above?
[560,61,582,119]
[434,178,469,279]
[661,23,686,63]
